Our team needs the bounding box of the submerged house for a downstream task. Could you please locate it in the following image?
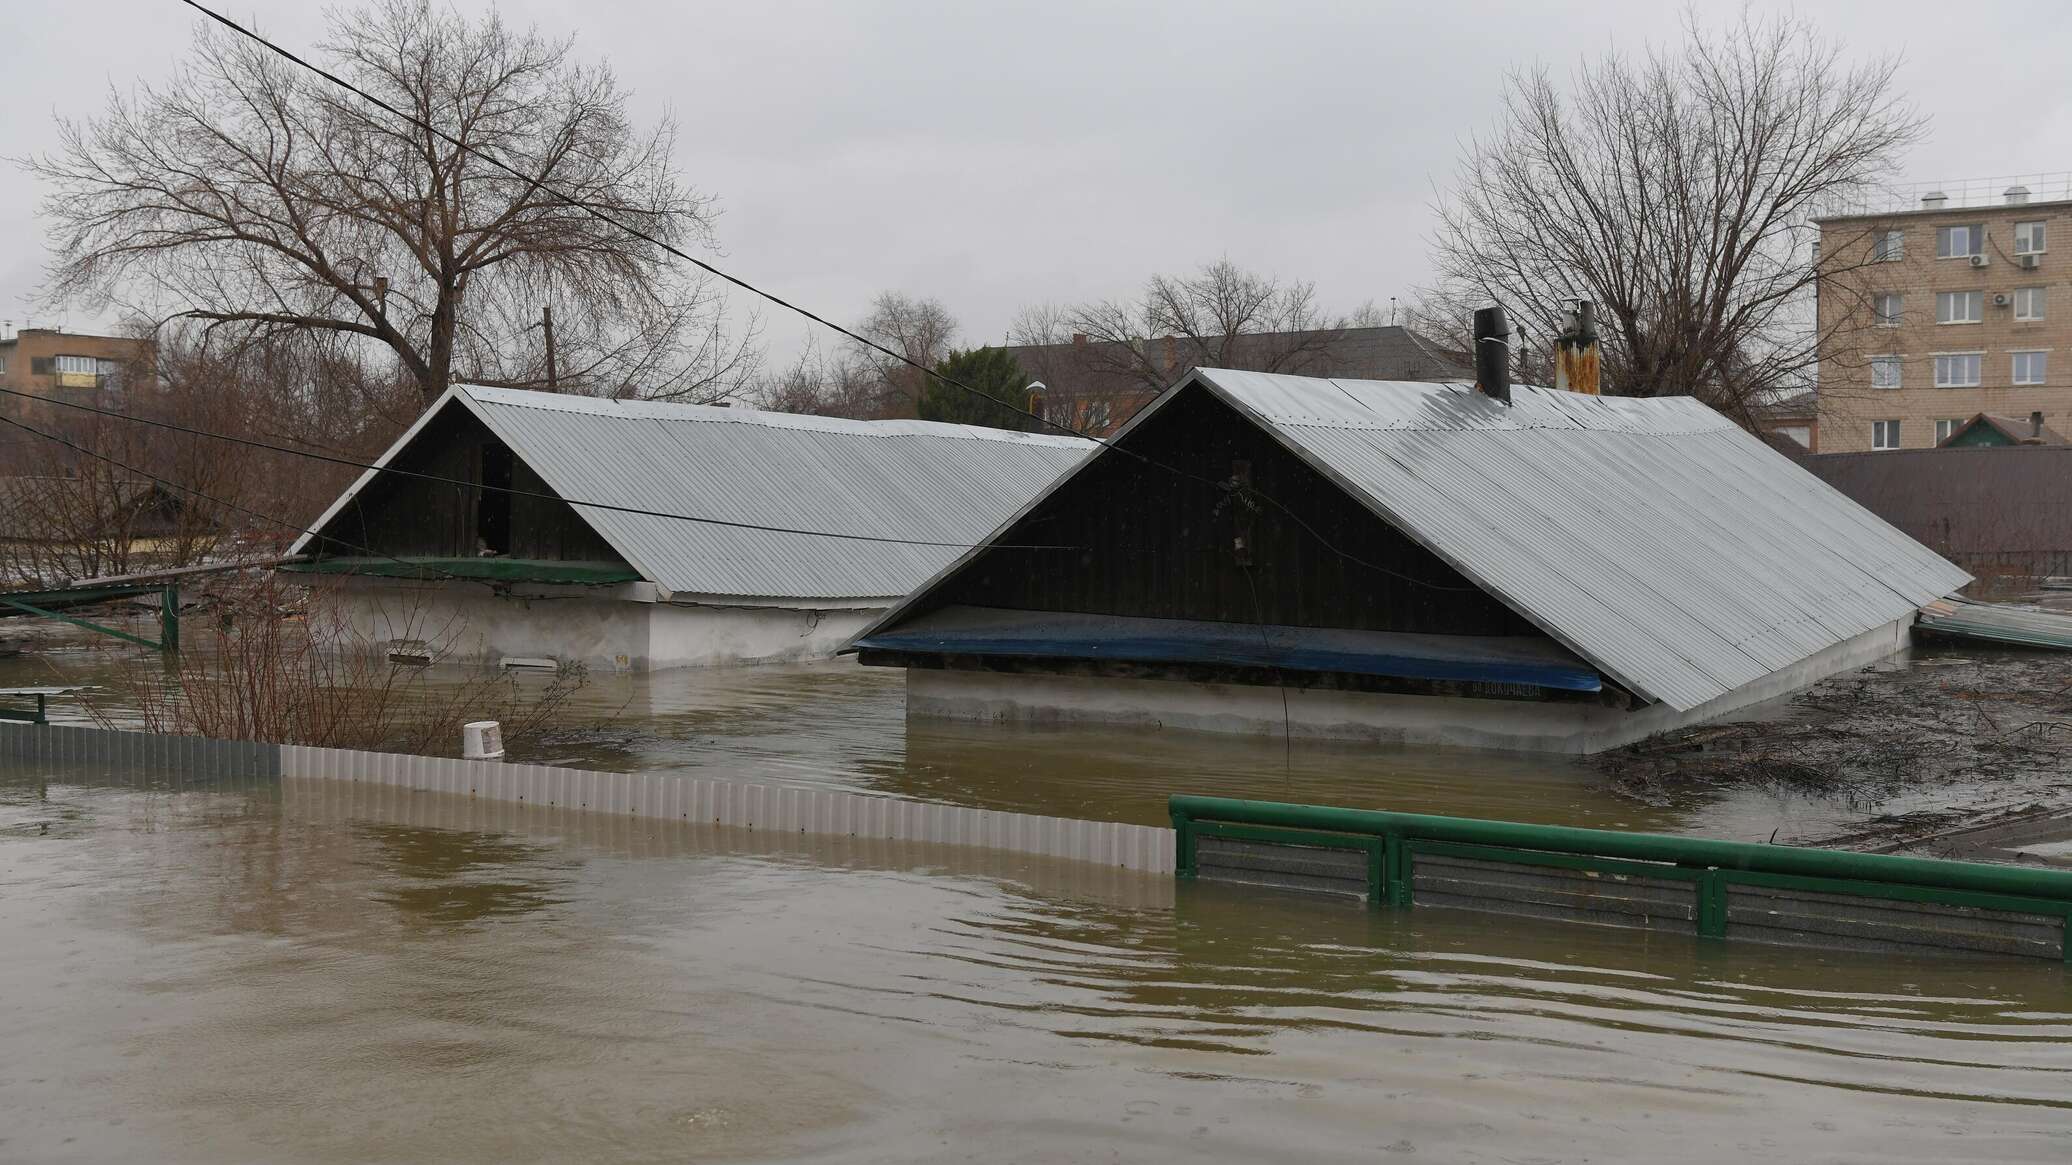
[286,386,1090,670]
[847,368,1970,753]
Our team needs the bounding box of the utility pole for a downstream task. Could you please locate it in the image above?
[542,305,557,392]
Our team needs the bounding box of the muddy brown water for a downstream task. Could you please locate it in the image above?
[3,763,2070,1163]
[0,641,2013,845]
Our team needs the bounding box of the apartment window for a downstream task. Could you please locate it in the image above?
[1872,420,1902,450]
[2013,350,2048,385]
[1873,293,1903,327]
[1937,290,1984,324]
[1934,352,1983,387]
[1937,224,1984,258]
[1873,229,1905,262]
[1935,418,1965,444]
[2015,287,2047,321]
[2015,220,2047,255]
[1870,355,1903,389]
[54,354,99,374]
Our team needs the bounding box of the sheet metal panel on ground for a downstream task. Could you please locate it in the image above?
[289,386,1092,605]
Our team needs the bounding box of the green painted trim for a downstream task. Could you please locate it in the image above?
[159,584,179,653]
[0,693,50,724]
[1407,838,1707,884]
[1697,870,1728,938]
[1184,821,1385,902]
[0,596,164,651]
[1719,868,2072,925]
[280,557,644,585]
[0,583,171,607]
[1168,795,2072,906]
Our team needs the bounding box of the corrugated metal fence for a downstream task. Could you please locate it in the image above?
[0,724,1173,875]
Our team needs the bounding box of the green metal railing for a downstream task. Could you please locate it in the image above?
[1171,795,2072,961]
[0,583,179,652]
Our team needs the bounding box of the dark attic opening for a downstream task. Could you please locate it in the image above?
[282,400,641,587]
[855,379,1620,705]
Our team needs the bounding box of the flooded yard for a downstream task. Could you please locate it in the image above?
[4,763,2071,1163]
[12,633,2063,848]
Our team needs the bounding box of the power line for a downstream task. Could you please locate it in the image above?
[0,385,1073,553]
[163,0,1482,594]
[0,412,474,587]
[174,0,1069,444]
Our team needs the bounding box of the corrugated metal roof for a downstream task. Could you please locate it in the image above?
[856,369,1970,711]
[291,386,1091,604]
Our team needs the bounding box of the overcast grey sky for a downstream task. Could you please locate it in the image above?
[4,0,2068,356]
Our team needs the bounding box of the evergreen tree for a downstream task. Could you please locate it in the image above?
[917,346,1037,431]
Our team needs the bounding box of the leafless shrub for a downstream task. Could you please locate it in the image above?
[88,574,586,753]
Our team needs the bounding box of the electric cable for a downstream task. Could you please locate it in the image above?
[0,386,1073,552]
[167,0,1485,594]
[0,412,476,587]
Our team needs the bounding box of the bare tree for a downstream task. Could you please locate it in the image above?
[1421,11,1923,422]
[0,321,425,587]
[851,292,957,417]
[1013,259,1353,396]
[27,0,752,405]
[744,341,881,419]
[1006,259,1355,433]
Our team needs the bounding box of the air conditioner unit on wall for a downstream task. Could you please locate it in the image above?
[1969,254,1991,267]
[2019,253,2042,269]
[1994,293,2012,307]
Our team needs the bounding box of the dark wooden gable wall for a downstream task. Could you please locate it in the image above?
[311,402,627,565]
[922,383,1537,636]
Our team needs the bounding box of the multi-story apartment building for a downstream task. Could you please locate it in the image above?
[1817,183,2068,452]
[0,328,148,411]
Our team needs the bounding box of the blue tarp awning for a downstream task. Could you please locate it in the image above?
[853,605,1602,692]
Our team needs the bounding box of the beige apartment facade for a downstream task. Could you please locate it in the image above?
[0,328,149,415]
[1817,189,2068,452]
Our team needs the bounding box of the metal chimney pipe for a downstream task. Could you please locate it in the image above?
[1554,300,1602,395]
[1473,306,1511,405]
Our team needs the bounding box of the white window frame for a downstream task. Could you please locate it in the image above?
[1934,352,1984,388]
[2015,220,2047,255]
[1937,224,1984,259]
[1872,420,1902,450]
[1937,290,1984,324]
[1873,292,1903,327]
[55,354,99,375]
[1935,418,1965,444]
[2012,350,2048,386]
[1873,229,1905,262]
[2015,286,2047,321]
[1869,355,1903,389]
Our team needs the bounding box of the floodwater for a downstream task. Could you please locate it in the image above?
[3,763,2070,1163]
[0,637,1980,844]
